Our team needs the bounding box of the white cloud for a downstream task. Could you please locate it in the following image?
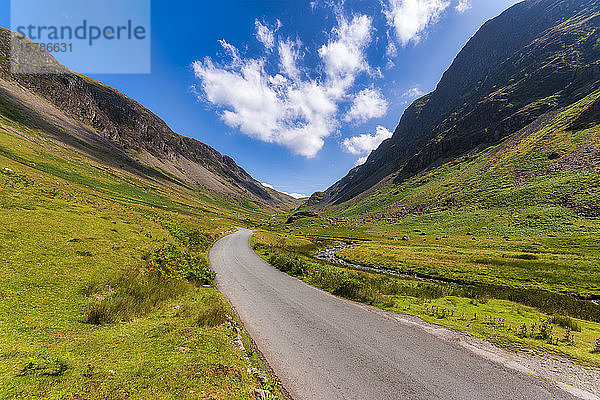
[255,20,281,50]
[455,0,471,13]
[386,40,398,58]
[384,0,450,46]
[193,15,374,158]
[355,156,368,166]
[284,192,308,199]
[278,39,301,80]
[403,86,425,98]
[342,125,393,156]
[218,39,240,62]
[344,88,388,123]
[261,182,307,199]
[318,14,373,97]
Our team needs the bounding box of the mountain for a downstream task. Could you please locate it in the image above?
[311,0,600,211]
[0,27,296,209]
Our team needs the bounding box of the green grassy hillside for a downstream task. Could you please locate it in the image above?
[0,107,282,398]
[337,88,600,219]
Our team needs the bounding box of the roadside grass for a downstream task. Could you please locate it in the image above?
[259,204,600,299]
[252,230,600,367]
[334,225,600,299]
[0,126,281,399]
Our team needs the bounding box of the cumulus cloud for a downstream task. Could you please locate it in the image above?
[342,125,393,166]
[318,14,373,97]
[384,0,450,46]
[193,15,374,158]
[344,88,388,123]
[455,0,471,13]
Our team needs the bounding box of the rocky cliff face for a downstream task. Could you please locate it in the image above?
[312,0,600,208]
[0,27,295,209]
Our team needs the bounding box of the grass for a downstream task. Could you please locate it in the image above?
[0,121,284,399]
[83,268,192,325]
[252,230,600,366]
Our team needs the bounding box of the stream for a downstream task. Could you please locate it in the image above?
[314,242,456,285]
[315,242,600,306]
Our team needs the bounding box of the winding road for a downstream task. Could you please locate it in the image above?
[209,228,586,400]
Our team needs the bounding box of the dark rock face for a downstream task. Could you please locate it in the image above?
[286,211,319,224]
[0,28,294,208]
[315,0,600,208]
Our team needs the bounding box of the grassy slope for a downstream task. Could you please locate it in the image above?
[0,114,282,398]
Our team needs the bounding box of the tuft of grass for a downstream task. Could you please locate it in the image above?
[552,314,582,332]
[195,300,230,328]
[84,269,190,325]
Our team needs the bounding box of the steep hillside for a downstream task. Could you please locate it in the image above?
[0,27,296,210]
[312,0,600,209]
[332,87,600,220]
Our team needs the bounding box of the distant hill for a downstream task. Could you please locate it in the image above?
[0,27,297,210]
[310,0,600,214]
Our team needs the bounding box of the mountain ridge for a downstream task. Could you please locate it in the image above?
[311,0,600,210]
[0,27,296,209]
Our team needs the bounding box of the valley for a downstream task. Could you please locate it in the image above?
[1,0,600,398]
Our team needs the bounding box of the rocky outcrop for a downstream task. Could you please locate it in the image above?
[286,211,319,224]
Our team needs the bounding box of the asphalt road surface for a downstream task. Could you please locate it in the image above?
[209,228,581,400]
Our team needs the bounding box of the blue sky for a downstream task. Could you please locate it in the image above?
[1,0,521,198]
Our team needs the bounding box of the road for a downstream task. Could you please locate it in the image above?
[209,228,582,400]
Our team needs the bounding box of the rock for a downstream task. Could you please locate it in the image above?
[533,242,543,246]
[233,336,244,350]
[402,235,410,241]
[254,389,271,399]
[251,368,268,384]
[176,346,189,353]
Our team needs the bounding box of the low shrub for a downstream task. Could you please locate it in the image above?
[148,244,215,285]
[19,349,68,377]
